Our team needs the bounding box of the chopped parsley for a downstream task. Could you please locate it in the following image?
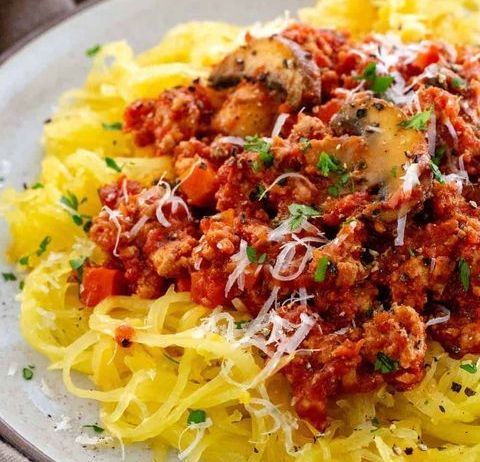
[70,257,87,282]
[374,352,399,374]
[83,424,104,434]
[391,166,398,178]
[458,258,470,292]
[327,173,351,198]
[19,280,25,291]
[2,272,16,282]
[22,366,34,380]
[432,145,446,166]
[36,236,52,257]
[317,152,343,177]
[288,203,321,231]
[244,136,274,168]
[371,416,380,428]
[355,62,394,94]
[86,44,102,57]
[19,256,29,266]
[60,191,91,231]
[246,246,267,264]
[314,256,329,282]
[299,137,312,153]
[430,161,445,184]
[105,157,122,172]
[399,108,433,131]
[452,77,467,90]
[187,409,207,425]
[460,362,477,374]
[102,122,123,131]
[234,320,250,329]
[31,182,44,189]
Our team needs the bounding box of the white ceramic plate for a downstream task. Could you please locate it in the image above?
[0,0,312,461]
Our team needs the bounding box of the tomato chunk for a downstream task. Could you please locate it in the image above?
[80,267,125,307]
[180,161,217,207]
[191,270,226,308]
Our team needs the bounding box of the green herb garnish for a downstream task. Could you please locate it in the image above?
[102,122,123,131]
[452,77,467,90]
[391,166,398,178]
[299,137,312,153]
[458,258,470,292]
[83,424,104,434]
[2,272,16,282]
[105,157,122,172]
[69,257,87,282]
[244,136,274,168]
[374,352,399,374]
[314,256,329,282]
[288,203,321,231]
[19,256,29,266]
[460,362,478,374]
[317,152,343,177]
[430,161,445,184]
[399,108,433,131]
[31,182,44,189]
[432,145,446,166]
[246,245,266,264]
[187,409,207,425]
[36,236,51,257]
[86,44,102,57]
[355,62,394,94]
[22,367,34,380]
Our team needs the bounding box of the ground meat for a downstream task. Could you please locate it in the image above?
[88,24,480,431]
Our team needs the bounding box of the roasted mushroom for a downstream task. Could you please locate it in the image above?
[209,35,322,108]
[329,96,429,203]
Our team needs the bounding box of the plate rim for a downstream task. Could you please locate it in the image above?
[0,2,104,460]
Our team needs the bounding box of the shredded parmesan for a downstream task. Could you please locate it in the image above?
[178,418,213,460]
[271,113,289,138]
[217,136,245,146]
[425,306,451,327]
[103,205,123,257]
[401,163,420,194]
[225,240,250,296]
[260,172,312,200]
[394,214,407,246]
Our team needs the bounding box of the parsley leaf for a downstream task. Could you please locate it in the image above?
[244,136,274,168]
[31,182,44,189]
[356,62,394,94]
[317,152,343,177]
[458,258,470,292]
[22,367,34,380]
[299,137,312,153]
[246,245,266,264]
[2,272,16,282]
[70,257,87,282]
[234,320,250,329]
[60,191,79,211]
[18,256,29,266]
[452,77,467,90]
[86,44,102,57]
[60,192,91,229]
[19,281,25,291]
[36,236,51,257]
[391,166,398,178]
[314,256,329,282]
[432,145,446,166]
[105,157,122,172]
[430,161,445,184]
[288,203,321,231]
[460,362,478,374]
[399,108,433,131]
[102,122,123,131]
[374,352,399,374]
[187,409,207,425]
[83,424,104,434]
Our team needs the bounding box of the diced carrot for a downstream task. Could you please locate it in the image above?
[413,44,441,70]
[180,160,217,207]
[80,267,125,307]
[115,324,135,347]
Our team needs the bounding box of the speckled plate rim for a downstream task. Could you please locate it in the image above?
[0,4,104,460]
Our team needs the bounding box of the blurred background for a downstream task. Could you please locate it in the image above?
[0,0,92,55]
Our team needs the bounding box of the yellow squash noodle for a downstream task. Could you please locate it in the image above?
[4,1,480,461]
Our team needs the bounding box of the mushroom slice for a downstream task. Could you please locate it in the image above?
[209,35,322,108]
[330,96,429,204]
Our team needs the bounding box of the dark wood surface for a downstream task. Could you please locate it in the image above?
[0,0,89,54]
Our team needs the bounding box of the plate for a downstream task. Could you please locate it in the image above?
[0,0,312,460]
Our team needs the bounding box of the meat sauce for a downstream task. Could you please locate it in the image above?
[87,24,480,430]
